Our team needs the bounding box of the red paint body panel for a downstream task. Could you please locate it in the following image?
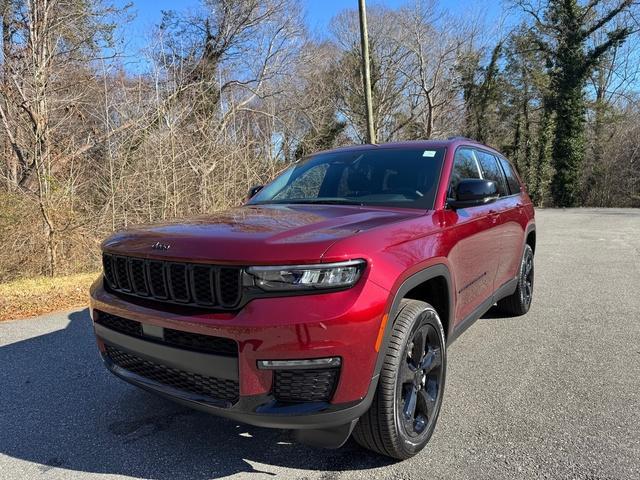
[90,139,535,419]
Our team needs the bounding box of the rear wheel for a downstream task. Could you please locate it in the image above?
[497,244,534,316]
[353,300,446,459]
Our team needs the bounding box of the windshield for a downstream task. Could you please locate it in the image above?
[249,147,445,209]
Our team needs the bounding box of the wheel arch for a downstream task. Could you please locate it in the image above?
[525,225,536,254]
[372,264,454,382]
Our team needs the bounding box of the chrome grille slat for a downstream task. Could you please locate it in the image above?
[102,253,242,309]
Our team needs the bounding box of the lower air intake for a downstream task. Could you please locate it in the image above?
[104,345,239,403]
[273,368,340,403]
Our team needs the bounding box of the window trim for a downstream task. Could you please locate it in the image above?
[496,155,523,197]
[449,144,522,202]
[471,147,520,199]
[469,150,483,178]
[472,147,509,197]
[449,146,483,191]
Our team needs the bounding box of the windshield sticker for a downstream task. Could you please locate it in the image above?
[422,150,437,157]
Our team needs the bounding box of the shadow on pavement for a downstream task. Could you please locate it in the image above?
[481,305,516,320]
[0,309,391,478]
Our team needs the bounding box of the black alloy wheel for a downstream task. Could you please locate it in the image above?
[397,322,443,440]
[352,299,446,459]
[497,243,534,316]
[521,248,534,308]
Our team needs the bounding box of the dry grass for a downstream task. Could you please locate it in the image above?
[0,272,98,321]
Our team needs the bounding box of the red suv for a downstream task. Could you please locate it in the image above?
[90,138,535,459]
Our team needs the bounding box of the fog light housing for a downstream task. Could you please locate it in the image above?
[257,357,341,370]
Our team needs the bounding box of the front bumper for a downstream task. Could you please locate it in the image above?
[89,276,388,429]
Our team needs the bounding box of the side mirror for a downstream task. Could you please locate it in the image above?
[247,185,264,201]
[448,179,498,209]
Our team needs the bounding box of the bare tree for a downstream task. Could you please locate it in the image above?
[0,0,124,275]
[395,0,472,139]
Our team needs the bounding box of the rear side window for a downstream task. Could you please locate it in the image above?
[450,148,481,193]
[474,150,508,197]
[498,157,522,194]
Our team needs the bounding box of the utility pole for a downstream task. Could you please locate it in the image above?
[358,0,376,144]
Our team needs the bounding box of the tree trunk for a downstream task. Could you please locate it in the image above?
[1,0,18,189]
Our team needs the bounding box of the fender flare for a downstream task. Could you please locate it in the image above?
[525,223,536,252]
[371,263,454,382]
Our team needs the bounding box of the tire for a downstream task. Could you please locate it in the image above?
[496,244,534,316]
[352,299,446,460]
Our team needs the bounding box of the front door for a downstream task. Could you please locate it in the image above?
[443,147,502,327]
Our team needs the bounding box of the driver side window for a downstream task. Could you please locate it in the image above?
[449,148,481,198]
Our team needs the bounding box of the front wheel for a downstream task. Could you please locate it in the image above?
[352,299,446,459]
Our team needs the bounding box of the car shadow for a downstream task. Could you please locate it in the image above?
[0,309,392,478]
[480,305,515,320]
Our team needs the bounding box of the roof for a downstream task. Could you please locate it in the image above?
[315,138,500,156]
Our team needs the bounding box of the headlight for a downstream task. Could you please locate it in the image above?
[246,259,365,292]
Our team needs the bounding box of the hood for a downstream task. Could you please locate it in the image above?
[102,204,424,264]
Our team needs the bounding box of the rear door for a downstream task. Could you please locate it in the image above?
[473,149,521,290]
[496,156,529,284]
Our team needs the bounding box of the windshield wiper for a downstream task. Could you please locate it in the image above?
[253,198,364,206]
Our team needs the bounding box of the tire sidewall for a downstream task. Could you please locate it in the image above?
[390,305,447,457]
[518,244,534,310]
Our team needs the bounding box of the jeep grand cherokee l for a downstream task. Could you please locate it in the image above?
[89,138,535,459]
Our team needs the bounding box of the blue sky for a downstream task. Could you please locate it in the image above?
[111,0,503,71]
[116,0,501,29]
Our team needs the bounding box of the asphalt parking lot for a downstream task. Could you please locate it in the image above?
[1,208,639,480]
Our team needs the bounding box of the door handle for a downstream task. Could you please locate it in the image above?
[489,210,499,224]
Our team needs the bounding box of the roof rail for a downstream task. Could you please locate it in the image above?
[447,136,479,142]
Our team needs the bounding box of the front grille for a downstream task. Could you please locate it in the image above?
[273,368,340,403]
[105,345,239,403]
[95,311,238,357]
[102,253,242,309]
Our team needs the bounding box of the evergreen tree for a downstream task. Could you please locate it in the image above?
[519,0,633,206]
[503,26,552,205]
[459,43,504,144]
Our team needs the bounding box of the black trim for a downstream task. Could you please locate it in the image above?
[102,351,379,430]
[525,223,536,240]
[105,358,235,408]
[377,264,519,364]
[371,264,454,386]
[448,298,492,343]
[447,144,518,206]
[449,276,518,343]
[293,420,359,449]
[458,271,487,294]
[103,253,243,310]
[95,323,238,381]
[494,276,519,302]
[496,155,522,196]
